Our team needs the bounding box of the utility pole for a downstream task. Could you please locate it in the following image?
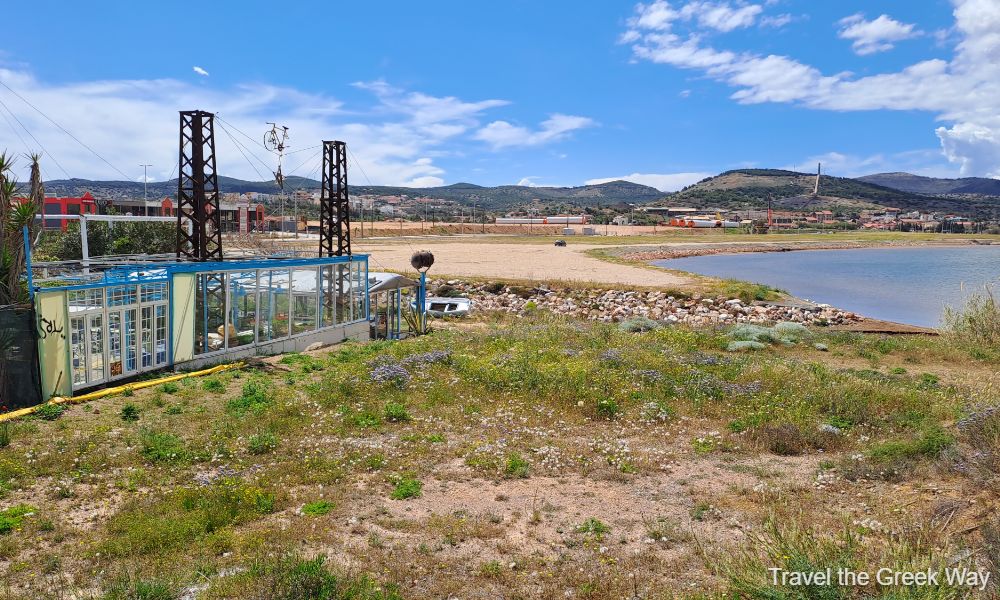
[140,164,152,216]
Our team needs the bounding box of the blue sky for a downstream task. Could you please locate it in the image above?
[1,0,997,190]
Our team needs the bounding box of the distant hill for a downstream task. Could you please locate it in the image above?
[660,169,1000,217]
[39,177,663,212]
[857,172,1000,196]
[37,170,1000,218]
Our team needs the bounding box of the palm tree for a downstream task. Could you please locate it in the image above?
[0,151,39,305]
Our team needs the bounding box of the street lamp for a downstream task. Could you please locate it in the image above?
[140,164,152,216]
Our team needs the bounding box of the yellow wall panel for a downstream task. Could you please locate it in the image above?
[35,290,71,399]
[172,273,195,363]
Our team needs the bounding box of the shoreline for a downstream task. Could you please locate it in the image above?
[619,237,995,262]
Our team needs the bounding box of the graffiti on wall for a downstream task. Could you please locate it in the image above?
[37,316,65,341]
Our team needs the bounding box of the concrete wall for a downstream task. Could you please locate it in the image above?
[34,290,72,399]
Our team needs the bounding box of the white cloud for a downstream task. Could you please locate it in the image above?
[631,1,766,33]
[517,176,541,187]
[622,0,1000,177]
[785,150,961,178]
[681,1,763,32]
[475,113,595,149]
[404,176,445,187]
[192,66,209,77]
[0,67,590,185]
[585,172,711,191]
[759,13,793,28]
[837,13,921,55]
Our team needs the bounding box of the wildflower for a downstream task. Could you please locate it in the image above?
[369,363,412,388]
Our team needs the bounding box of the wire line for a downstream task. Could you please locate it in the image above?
[0,79,128,180]
[0,94,68,179]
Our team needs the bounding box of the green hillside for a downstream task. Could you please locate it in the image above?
[663,169,1000,216]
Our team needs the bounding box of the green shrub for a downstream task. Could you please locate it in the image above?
[139,430,188,463]
[227,377,273,416]
[351,411,381,429]
[868,426,954,464]
[247,432,278,455]
[202,378,226,393]
[204,553,401,600]
[728,324,776,344]
[105,479,275,556]
[122,386,135,397]
[944,287,1000,354]
[0,504,35,534]
[384,401,410,423]
[120,403,140,422]
[0,423,10,449]
[504,453,530,478]
[160,382,179,394]
[34,402,65,421]
[771,321,810,341]
[390,477,422,500]
[619,317,660,333]
[596,398,620,419]
[575,518,610,541]
[102,573,175,600]
[726,340,767,352]
[302,500,333,516]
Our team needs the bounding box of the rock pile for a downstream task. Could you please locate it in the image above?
[428,279,861,326]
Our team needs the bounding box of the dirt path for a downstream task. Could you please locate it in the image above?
[353,240,696,288]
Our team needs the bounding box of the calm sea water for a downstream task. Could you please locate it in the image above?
[655,246,1000,327]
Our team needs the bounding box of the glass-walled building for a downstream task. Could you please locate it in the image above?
[33,254,369,400]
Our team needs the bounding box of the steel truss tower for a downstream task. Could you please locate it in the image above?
[177,110,223,261]
[319,140,351,257]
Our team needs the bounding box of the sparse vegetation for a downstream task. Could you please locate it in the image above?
[1,307,996,597]
[247,431,278,455]
[390,477,423,500]
[120,403,140,422]
[945,287,1000,358]
[302,500,333,516]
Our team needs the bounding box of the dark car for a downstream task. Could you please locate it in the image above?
[554,240,567,247]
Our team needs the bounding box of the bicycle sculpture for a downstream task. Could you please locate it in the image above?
[264,122,290,190]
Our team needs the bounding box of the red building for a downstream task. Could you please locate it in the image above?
[39,193,98,230]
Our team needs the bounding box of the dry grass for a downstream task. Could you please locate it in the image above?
[0,310,997,598]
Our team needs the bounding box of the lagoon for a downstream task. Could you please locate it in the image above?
[655,246,1000,327]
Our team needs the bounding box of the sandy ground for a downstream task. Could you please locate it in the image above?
[353,240,696,288]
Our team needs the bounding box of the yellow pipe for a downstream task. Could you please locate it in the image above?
[0,362,245,423]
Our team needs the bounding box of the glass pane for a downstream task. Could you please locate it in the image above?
[108,312,123,378]
[70,317,86,385]
[291,268,318,334]
[108,285,136,306]
[228,271,258,348]
[141,282,168,303]
[141,306,153,367]
[258,269,289,342]
[88,315,104,382]
[195,273,227,354]
[352,261,366,323]
[155,305,167,364]
[125,309,137,372]
[69,288,103,312]
[319,266,336,328]
[336,264,351,324]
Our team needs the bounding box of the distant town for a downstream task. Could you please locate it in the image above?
[34,187,995,235]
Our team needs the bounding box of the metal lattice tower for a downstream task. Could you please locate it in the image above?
[176,110,223,261]
[319,140,351,257]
